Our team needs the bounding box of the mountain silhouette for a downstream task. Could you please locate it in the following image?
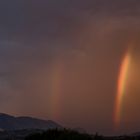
[0,113,62,130]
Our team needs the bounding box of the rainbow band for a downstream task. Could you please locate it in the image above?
[49,58,65,121]
[114,50,131,128]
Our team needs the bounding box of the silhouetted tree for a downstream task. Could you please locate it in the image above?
[94,132,104,140]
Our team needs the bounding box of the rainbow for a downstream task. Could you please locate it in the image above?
[49,58,65,121]
[114,49,131,128]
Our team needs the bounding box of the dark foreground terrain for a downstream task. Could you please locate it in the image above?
[0,113,139,140]
[0,129,139,140]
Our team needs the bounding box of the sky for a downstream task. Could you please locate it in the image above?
[0,0,140,135]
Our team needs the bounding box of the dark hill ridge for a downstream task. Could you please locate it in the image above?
[0,113,62,130]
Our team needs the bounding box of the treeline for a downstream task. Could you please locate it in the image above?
[25,129,139,140]
[25,129,102,140]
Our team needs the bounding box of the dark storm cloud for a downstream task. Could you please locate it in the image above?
[0,0,140,135]
[1,0,140,42]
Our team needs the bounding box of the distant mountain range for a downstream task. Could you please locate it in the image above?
[0,113,62,131]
